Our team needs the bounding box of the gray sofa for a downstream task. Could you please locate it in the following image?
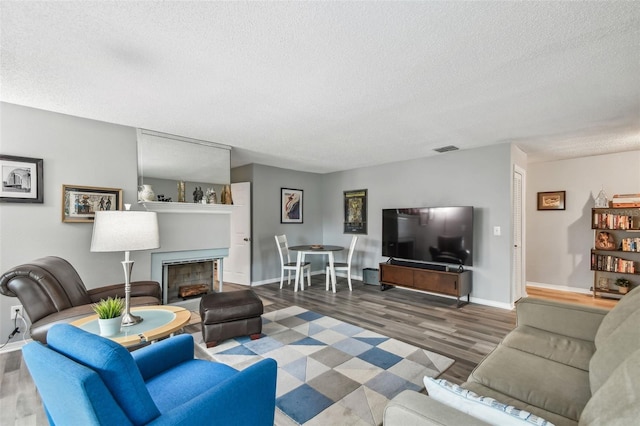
[384,286,640,425]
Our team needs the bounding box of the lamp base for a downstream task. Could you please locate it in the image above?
[121,311,143,326]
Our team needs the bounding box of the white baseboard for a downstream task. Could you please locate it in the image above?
[0,338,32,354]
[526,281,592,295]
[468,297,514,311]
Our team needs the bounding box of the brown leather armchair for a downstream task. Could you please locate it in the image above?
[0,256,161,343]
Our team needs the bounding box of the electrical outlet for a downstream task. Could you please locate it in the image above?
[10,305,23,321]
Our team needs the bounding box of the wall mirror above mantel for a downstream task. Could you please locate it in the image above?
[137,129,232,210]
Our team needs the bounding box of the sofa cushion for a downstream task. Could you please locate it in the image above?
[145,359,239,414]
[468,345,590,421]
[501,326,595,371]
[580,347,640,425]
[463,382,577,426]
[594,284,640,348]
[424,377,554,425]
[589,308,640,394]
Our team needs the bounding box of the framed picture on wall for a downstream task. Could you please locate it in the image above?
[537,191,566,211]
[344,189,367,234]
[281,188,303,223]
[62,184,123,223]
[0,154,44,203]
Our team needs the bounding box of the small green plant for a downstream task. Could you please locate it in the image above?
[615,278,631,288]
[92,296,124,319]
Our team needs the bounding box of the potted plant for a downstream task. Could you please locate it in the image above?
[92,296,124,336]
[615,277,631,295]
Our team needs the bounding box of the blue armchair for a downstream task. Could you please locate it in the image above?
[22,324,277,425]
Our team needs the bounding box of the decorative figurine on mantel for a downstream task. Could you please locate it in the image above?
[193,186,204,203]
[205,188,217,204]
[595,188,609,208]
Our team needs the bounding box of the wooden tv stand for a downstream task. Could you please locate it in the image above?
[379,262,472,307]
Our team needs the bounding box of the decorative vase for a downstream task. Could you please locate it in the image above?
[177,181,186,202]
[138,184,155,202]
[619,286,629,294]
[98,316,122,337]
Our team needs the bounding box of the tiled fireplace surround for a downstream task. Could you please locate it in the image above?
[150,249,229,305]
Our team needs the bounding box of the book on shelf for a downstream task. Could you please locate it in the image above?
[593,212,638,230]
[591,253,637,274]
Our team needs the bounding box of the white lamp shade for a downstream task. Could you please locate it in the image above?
[90,211,160,252]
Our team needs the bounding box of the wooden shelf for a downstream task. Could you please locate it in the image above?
[592,207,640,298]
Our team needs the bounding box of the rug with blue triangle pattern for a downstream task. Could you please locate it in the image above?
[191,306,454,425]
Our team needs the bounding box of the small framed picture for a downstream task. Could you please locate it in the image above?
[281,188,303,223]
[0,155,44,203]
[537,191,566,211]
[597,277,611,291]
[62,184,123,223]
[344,189,367,234]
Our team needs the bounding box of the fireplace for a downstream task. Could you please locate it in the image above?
[166,260,217,304]
[150,249,229,305]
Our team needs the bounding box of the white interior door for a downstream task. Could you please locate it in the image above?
[224,182,251,285]
[512,166,526,303]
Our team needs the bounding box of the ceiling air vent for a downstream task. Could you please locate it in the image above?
[433,145,459,153]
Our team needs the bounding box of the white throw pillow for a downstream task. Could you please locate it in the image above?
[423,377,554,426]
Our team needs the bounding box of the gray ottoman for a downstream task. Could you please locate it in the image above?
[199,290,263,348]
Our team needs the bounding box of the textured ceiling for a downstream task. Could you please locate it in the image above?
[1,1,639,173]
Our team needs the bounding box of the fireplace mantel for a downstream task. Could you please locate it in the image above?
[140,201,234,214]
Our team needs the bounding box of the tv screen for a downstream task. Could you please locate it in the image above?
[382,206,474,266]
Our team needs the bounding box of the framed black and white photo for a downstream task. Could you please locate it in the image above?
[344,189,367,234]
[0,155,44,203]
[62,184,123,223]
[281,188,303,223]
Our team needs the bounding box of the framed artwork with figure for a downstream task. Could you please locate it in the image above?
[281,188,303,223]
[344,189,367,234]
[62,184,123,223]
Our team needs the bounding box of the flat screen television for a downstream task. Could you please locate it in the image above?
[382,206,474,266]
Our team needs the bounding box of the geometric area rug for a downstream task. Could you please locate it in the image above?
[191,306,455,425]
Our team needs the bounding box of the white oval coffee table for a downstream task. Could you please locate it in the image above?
[71,305,191,348]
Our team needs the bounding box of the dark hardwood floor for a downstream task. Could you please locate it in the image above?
[0,275,535,425]
[248,277,517,383]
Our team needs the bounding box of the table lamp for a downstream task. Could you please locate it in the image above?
[90,205,160,326]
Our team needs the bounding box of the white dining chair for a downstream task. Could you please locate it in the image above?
[275,235,311,290]
[325,236,358,292]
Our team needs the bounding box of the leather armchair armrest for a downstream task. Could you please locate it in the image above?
[88,281,161,302]
[516,297,608,341]
[384,390,490,426]
[132,334,194,381]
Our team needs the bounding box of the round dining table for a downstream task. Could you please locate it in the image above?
[288,245,344,292]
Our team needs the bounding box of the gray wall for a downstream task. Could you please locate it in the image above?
[232,146,515,304]
[526,151,640,291]
[321,144,514,306]
[247,164,325,284]
[0,103,230,341]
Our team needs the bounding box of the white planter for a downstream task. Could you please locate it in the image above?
[98,316,122,337]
